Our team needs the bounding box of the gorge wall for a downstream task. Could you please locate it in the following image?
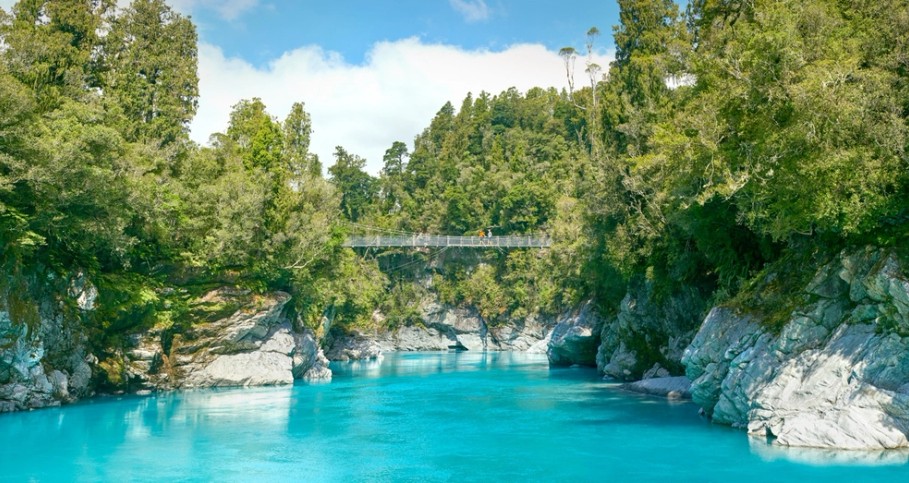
[1,283,331,412]
[546,247,909,450]
[5,247,909,453]
[683,248,909,450]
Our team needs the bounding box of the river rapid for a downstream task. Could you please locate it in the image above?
[1,352,907,481]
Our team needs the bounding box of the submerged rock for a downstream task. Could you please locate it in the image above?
[684,249,909,450]
[624,376,692,400]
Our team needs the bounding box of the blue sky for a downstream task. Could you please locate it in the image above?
[0,0,623,173]
[187,1,620,66]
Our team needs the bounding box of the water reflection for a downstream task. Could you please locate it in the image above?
[1,352,908,481]
[749,436,909,466]
[329,351,550,379]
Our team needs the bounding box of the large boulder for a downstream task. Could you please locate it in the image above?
[488,312,555,351]
[325,331,384,361]
[683,249,909,450]
[126,288,331,389]
[547,301,603,366]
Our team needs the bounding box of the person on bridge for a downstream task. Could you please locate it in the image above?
[487,228,493,237]
[478,229,485,237]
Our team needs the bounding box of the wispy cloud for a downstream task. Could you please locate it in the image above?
[449,0,491,23]
[192,38,613,174]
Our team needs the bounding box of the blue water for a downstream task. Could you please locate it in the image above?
[1,352,907,481]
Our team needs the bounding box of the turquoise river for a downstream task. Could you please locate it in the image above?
[1,352,908,481]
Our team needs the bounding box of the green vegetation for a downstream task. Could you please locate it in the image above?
[0,0,378,358]
[1,0,907,358]
[342,0,909,330]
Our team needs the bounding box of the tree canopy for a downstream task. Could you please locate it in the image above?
[2,0,907,343]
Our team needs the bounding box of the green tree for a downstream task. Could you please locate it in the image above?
[328,146,377,222]
[1,0,113,109]
[283,101,321,178]
[226,98,285,173]
[104,0,198,145]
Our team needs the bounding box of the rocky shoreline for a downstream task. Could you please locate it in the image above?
[1,287,331,412]
[3,247,909,452]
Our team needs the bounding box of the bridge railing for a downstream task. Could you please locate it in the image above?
[343,235,551,248]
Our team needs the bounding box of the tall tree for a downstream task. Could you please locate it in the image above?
[283,101,321,178]
[226,97,284,173]
[379,140,408,214]
[105,0,198,145]
[1,0,113,109]
[328,146,376,222]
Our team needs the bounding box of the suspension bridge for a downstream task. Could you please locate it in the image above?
[343,223,551,248]
[343,234,551,248]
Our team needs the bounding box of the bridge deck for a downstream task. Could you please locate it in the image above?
[344,235,551,248]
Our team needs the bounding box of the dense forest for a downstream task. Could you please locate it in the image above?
[1,0,907,362]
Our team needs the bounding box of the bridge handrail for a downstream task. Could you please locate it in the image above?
[342,234,551,248]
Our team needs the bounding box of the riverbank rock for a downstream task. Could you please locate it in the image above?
[325,331,384,361]
[0,274,96,412]
[547,301,604,366]
[125,289,331,389]
[596,281,706,381]
[327,300,556,360]
[624,376,692,400]
[683,248,909,450]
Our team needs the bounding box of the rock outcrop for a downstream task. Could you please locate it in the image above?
[547,301,603,366]
[0,275,95,412]
[327,300,556,360]
[597,281,706,380]
[683,249,909,450]
[624,376,692,400]
[2,278,336,412]
[126,289,331,389]
[325,332,384,361]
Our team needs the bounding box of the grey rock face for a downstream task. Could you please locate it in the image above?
[624,376,692,400]
[325,332,385,361]
[293,329,332,381]
[547,301,603,366]
[489,313,554,351]
[127,289,331,389]
[2,282,334,412]
[1,274,96,413]
[328,299,556,360]
[683,249,909,450]
[597,282,706,381]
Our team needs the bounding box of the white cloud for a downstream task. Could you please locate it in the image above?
[449,0,491,23]
[193,38,612,174]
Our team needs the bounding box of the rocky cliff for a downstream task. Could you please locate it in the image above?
[547,301,604,366]
[596,282,706,380]
[683,248,909,449]
[1,284,331,412]
[122,288,331,390]
[0,275,96,412]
